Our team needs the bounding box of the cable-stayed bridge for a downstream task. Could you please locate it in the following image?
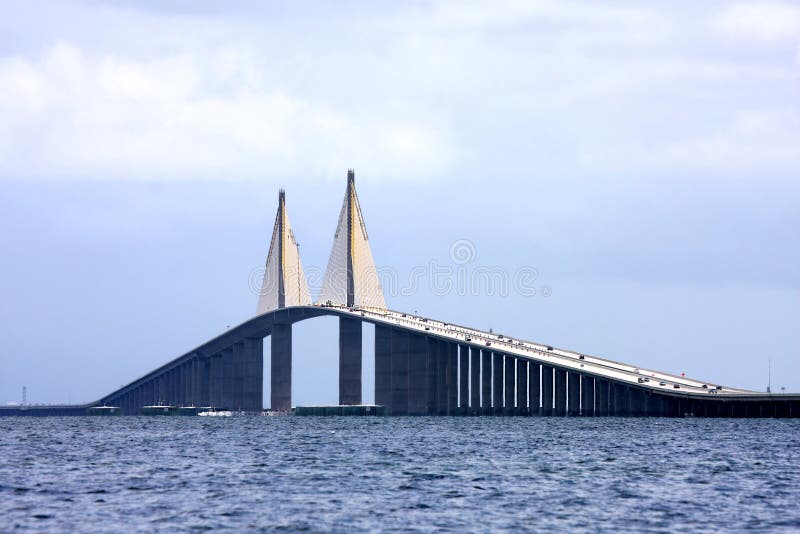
[2,170,798,417]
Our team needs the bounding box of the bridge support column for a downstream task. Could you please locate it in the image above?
[630,386,645,417]
[408,333,428,415]
[470,347,480,414]
[529,363,541,415]
[447,343,458,415]
[555,368,567,416]
[568,372,580,416]
[504,355,515,415]
[580,375,594,416]
[209,354,220,408]
[180,362,188,406]
[390,328,409,415]
[271,323,292,412]
[517,359,528,415]
[232,343,245,410]
[175,366,182,407]
[427,337,439,415]
[181,362,188,407]
[165,369,173,407]
[173,366,180,407]
[243,338,263,412]
[596,379,609,416]
[481,349,492,415]
[492,352,503,415]
[221,348,233,410]
[645,391,664,417]
[459,344,469,414]
[186,361,193,406]
[339,317,362,406]
[717,399,732,418]
[664,395,680,417]
[375,325,392,409]
[613,383,631,416]
[437,341,448,415]
[541,365,554,416]
[192,356,200,407]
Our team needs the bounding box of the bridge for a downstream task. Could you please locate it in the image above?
[3,170,798,417]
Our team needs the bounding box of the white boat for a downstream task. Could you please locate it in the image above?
[198,410,232,417]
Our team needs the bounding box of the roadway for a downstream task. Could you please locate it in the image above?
[324,305,758,397]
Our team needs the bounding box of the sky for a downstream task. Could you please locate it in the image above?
[0,0,798,405]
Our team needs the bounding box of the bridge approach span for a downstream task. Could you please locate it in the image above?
[6,305,786,418]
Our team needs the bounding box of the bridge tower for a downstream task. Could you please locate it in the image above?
[256,190,312,412]
[255,189,312,315]
[318,170,386,405]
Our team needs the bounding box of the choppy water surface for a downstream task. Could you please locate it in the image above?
[1,417,798,532]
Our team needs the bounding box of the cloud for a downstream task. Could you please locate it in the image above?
[714,2,800,42]
[0,2,798,183]
[0,42,456,182]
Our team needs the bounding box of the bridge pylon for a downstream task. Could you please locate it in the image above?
[319,170,386,405]
[256,189,312,315]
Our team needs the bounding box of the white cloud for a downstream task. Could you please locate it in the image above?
[0,42,456,182]
[0,2,798,183]
[714,2,800,42]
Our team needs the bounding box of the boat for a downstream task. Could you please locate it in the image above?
[198,409,232,417]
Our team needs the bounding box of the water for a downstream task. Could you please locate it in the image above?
[1,417,798,532]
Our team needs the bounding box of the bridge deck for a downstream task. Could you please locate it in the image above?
[332,306,757,398]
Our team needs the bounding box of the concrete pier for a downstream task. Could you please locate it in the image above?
[436,341,448,415]
[596,379,609,416]
[339,317,362,406]
[271,322,292,411]
[459,344,469,413]
[447,343,458,415]
[567,372,580,416]
[581,375,594,416]
[481,349,492,414]
[242,338,263,412]
[504,355,515,414]
[374,325,391,409]
[390,328,409,415]
[613,383,630,416]
[210,353,221,408]
[492,352,503,415]
[555,368,567,417]
[470,347,480,413]
[427,337,439,414]
[630,386,645,417]
[517,359,528,414]
[529,363,540,415]
[541,365,554,416]
[408,333,428,415]
[232,342,244,409]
